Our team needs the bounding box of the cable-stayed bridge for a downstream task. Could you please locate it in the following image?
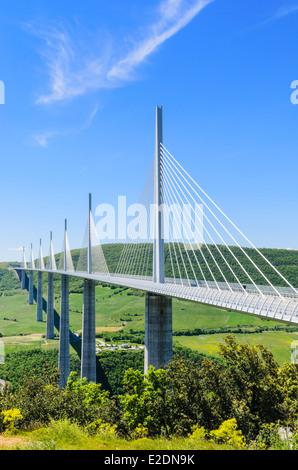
[16,106,298,387]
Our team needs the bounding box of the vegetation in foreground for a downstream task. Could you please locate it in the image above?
[1,336,298,450]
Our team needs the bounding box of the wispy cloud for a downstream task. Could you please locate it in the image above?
[8,246,24,251]
[32,103,99,147]
[263,3,298,24]
[27,0,213,105]
[108,0,213,81]
[33,130,58,147]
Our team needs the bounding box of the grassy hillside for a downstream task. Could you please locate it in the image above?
[0,266,22,293]
[100,243,298,287]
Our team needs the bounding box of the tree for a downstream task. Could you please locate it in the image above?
[217,335,284,438]
[120,366,172,437]
[277,362,298,427]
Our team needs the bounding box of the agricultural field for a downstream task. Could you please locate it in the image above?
[1,278,298,364]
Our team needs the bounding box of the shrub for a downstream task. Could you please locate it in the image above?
[132,424,149,439]
[188,424,207,440]
[253,423,282,450]
[1,408,23,434]
[86,418,117,436]
[209,419,246,449]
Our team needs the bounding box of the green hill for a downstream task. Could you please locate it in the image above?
[100,243,298,287]
[8,243,298,293]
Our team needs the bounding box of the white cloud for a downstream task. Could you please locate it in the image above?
[28,0,213,105]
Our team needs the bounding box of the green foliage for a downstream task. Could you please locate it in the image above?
[0,365,119,432]
[0,350,80,392]
[86,418,118,436]
[209,418,246,448]
[277,362,298,426]
[66,371,110,408]
[1,408,23,434]
[188,424,207,440]
[2,336,298,449]
[117,336,298,441]
[253,423,281,450]
[0,268,21,293]
[120,366,172,437]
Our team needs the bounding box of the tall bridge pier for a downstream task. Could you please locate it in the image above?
[46,232,55,340]
[145,293,172,373]
[36,272,43,322]
[81,279,96,382]
[59,273,70,388]
[46,273,54,339]
[81,194,97,383]
[36,240,44,322]
[21,247,26,290]
[28,244,34,305]
[144,106,173,374]
[28,272,34,305]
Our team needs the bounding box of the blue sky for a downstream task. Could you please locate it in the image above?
[0,0,298,262]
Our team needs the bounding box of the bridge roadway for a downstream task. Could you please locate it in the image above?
[19,267,298,325]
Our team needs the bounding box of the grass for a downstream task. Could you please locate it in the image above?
[0,419,237,451]
[174,330,298,363]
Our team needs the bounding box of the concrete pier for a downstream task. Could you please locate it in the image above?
[21,247,27,289]
[58,274,70,388]
[36,271,43,321]
[21,271,26,290]
[144,293,172,374]
[28,271,34,305]
[46,272,54,339]
[81,279,96,382]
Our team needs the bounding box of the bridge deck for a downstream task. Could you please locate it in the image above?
[18,268,298,325]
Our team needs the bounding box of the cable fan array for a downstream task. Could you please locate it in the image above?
[41,214,110,276]
[115,144,298,300]
[76,213,109,275]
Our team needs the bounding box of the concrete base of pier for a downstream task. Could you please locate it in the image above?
[58,274,70,388]
[81,279,96,383]
[144,293,172,374]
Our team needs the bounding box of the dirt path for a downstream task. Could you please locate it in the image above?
[0,435,27,449]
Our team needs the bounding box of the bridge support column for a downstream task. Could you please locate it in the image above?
[58,274,70,388]
[144,293,172,374]
[81,279,96,383]
[46,273,54,339]
[28,271,34,305]
[36,272,43,322]
[21,271,26,290]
